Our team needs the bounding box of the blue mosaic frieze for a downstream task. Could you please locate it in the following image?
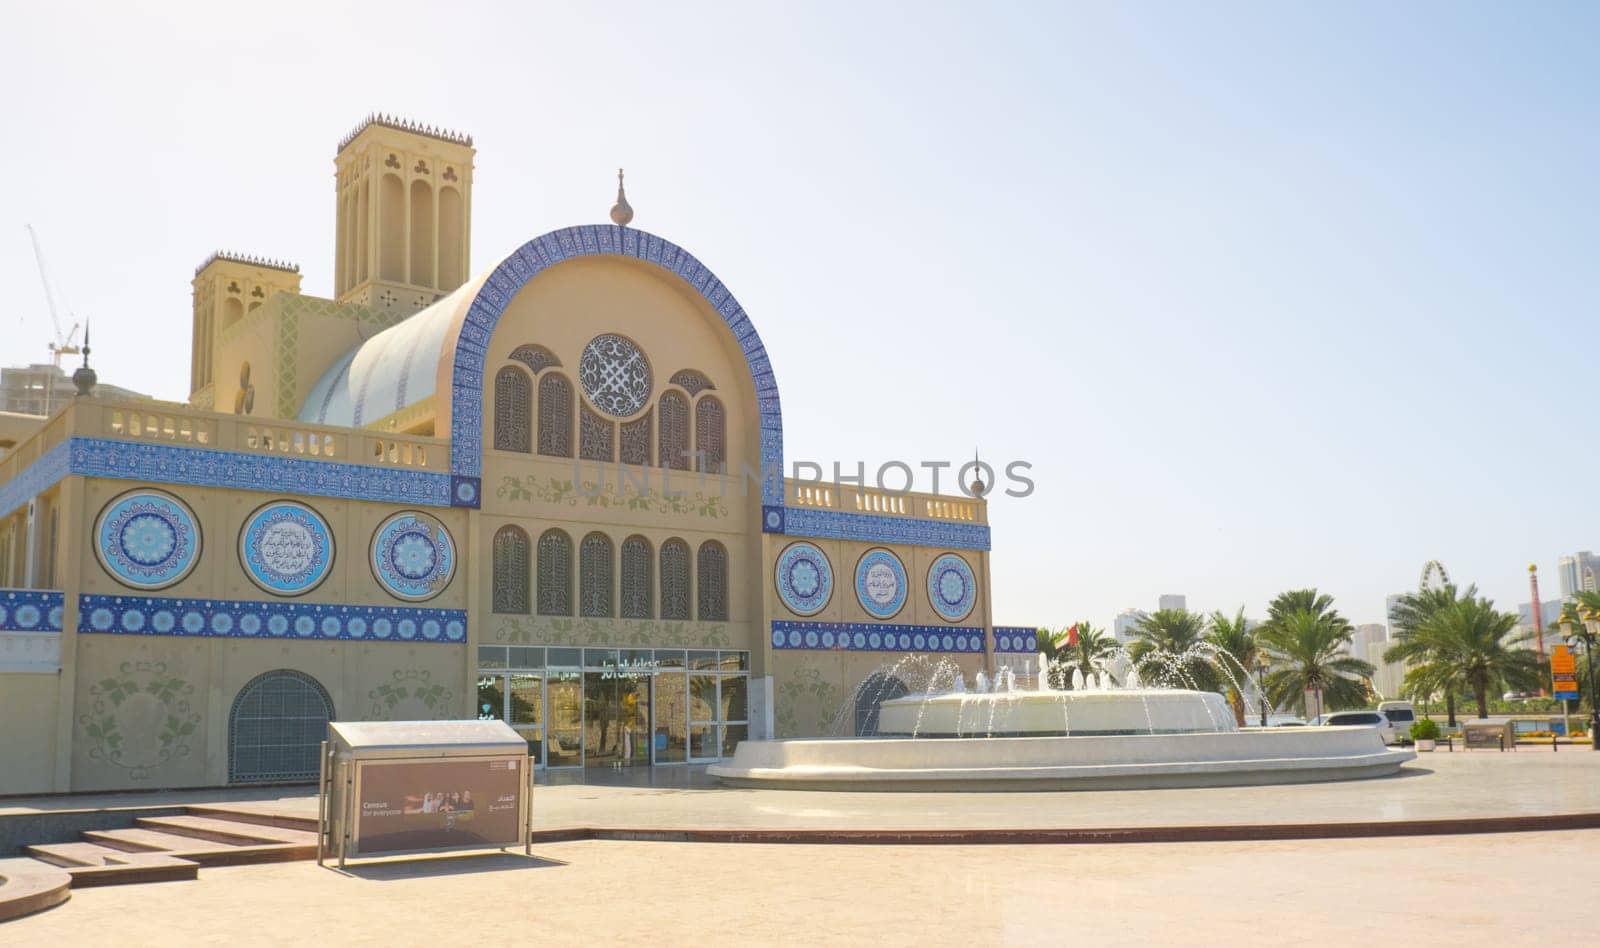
[993,625,1042,653]
[0,589,65,633]
[774,541,833,616]
[0,440,71,518]
[94,490,203,591]
[68,438,453,507]
[776,505,991,551]
[78,594,466,643]
[855,548,908,620]
[448,225,785,507]
[239,501,335,596]
[771,620,983,654]
[927,553,977,622]
[370,511,457,602]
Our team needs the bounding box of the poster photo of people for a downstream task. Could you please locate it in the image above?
[355,758,523,853]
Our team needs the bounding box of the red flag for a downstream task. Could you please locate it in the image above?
[1067,623,1079,647]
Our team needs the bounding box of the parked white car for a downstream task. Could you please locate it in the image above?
[1377,701,1416,740]
[1311,710,1399,746]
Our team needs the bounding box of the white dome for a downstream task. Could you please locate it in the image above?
[298,281,477,427]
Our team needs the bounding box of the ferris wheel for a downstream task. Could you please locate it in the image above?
[1420,560,1451,591]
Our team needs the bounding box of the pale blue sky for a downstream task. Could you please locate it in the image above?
[2,2,1595,628]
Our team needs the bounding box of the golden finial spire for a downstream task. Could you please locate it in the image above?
[610,168,634,226]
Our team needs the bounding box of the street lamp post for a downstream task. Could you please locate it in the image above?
[1562,614,1600,751]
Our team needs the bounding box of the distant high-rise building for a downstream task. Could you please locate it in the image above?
[0,363,148,417]
[1518,600,1564,636]
[1113,608,1146,644]
[1559,552,1600,599]
[1347,623,1403,699]
[1157,594,1186,612]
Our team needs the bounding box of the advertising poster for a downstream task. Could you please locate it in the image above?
[356,757,523,854]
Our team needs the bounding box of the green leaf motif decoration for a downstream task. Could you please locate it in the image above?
[496,474,729,519]
[77,661,199,780]
[492,615,733,649]
[367,670,457,720]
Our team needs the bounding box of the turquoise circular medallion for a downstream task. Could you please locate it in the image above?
[854,548,907,620]
[371,511,456,601]
[95,490,201,590]
[240,501,335,596]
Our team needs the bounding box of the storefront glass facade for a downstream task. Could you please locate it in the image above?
[476,646,749,768]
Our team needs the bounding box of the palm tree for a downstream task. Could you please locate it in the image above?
[1057,622,1120,689]
[1266,589,1346,628]
[1559,593,1600,715]
[1257,608,1373,719]
[1205,608,1256,726]
[1408,597,1539,718]
[1129,609,1217,691]
[1035,626,1071,689]
[1384,583,1476,726]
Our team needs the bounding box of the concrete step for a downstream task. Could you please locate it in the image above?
[23,844,198,887]
[134,814,319,846]
[0,859,73,922]
[84,827,252,854]
[25,841,137,869]
[185,804,319,834]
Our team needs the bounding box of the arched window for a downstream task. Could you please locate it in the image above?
[696,540,728,622]
[493,366,532,453]
[854,673,909,736]
[538,373,573,458]
[660,538,691,620]
[668,369,715,396]
[620,410,651,466]
[536,529,572,616]
[579,532,613,618]
[658,391,689,471]
[620,535,652,619]
[695,395,725,474]
[492,525,531,614]
[229,670,334,782]
[579,404,615,462]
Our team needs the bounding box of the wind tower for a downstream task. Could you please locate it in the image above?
[332,114,475,317]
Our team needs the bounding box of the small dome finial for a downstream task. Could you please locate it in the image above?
[73,320,97,397]
[610,168,634,226]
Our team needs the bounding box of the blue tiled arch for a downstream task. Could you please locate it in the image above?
[447,225,783,508]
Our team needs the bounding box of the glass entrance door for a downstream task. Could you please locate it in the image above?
[584,670,651,767]
[653,669,688,764]
[508,673,544,767]
[546,672,584,768]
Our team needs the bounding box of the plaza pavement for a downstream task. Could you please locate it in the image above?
[5,829,1590,945]
[8,750,1595,836]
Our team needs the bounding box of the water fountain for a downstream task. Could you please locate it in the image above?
[708,652,1414,791]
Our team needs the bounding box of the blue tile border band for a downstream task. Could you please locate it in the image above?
[774,506,991,551]
[0,589,65,633]
[771,620,983,653]
[0,440,71,519]
[992,625,1041,653]
[79,593,466,643]
[447,225,784,508]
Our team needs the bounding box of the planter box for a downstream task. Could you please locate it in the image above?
[1415,739,1436,752]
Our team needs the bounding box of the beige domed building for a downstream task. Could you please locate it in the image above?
[0,115,1026,794]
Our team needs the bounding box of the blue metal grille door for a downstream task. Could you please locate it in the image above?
[229,670,334,783]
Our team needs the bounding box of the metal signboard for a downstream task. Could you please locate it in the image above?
[1552,646,1579,701]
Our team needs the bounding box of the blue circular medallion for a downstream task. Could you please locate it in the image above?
[854,548,907,620]
[927,553,976,622]
[775,542,833,616]
[371,511,456,601]
[240,501,335,596]
[95,490,201,590]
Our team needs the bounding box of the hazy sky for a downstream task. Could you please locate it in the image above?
[3,2,1596,628]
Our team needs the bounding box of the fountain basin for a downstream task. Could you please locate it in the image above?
[707,727,1414,791]
[876,688,1237,737]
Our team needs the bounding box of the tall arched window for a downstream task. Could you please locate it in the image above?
[493,366,532,453]
[492,525,531,614]
[620,410,651,466]
[579,404,615,462]
[229,670,335,782]
[660,538,691,620]
[696,541,728,622]
[536,529,573,616]
[538,373,573,458]
[658,391,689,471]
[579,532,613,618]
[620,535,652,619]
[695,395,725,474]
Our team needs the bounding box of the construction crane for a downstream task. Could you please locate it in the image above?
[24,224,82,368]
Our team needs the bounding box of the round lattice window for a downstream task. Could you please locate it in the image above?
[578,334,652,417]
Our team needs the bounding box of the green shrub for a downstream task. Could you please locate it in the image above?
[1411,719,1441,741]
